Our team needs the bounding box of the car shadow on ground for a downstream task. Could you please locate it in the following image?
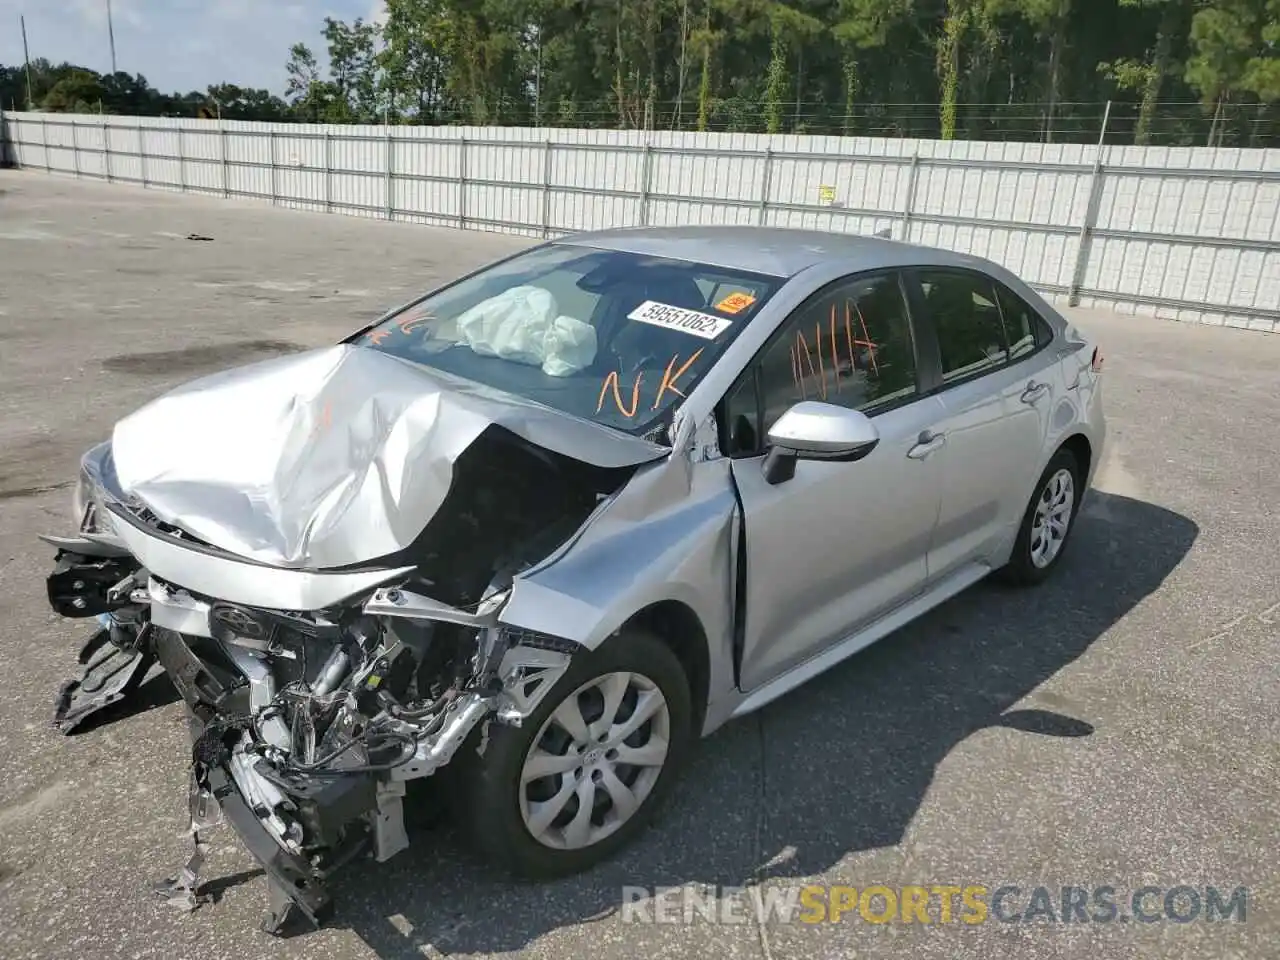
[252,491,1197,956]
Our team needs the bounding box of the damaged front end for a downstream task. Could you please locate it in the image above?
[138,580,571,935]
[46,463,588,934]
[44,347,657,932]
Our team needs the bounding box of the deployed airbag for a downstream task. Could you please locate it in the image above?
[455,285,598,377]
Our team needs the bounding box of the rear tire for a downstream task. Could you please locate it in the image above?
[452,628,693,879]
[996,447,1081,587]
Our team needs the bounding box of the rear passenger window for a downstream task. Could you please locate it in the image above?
[918,271,1008,382]
[995,285,1053,359]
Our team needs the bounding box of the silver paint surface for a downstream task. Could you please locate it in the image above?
[108,343,666,570]
[66,222,1103,739]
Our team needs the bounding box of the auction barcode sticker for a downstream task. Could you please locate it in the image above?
[627,301,734,340]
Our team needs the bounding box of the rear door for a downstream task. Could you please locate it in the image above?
[720,270,947,691]
[904,267,1059,581]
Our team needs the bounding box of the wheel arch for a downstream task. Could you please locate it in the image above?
[620,600,711,736]
[1058,432,1093,485]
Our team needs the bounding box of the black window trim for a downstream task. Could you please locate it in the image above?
[902,265,1057,399]
[716,268,932,459]
[994,279,1057,359]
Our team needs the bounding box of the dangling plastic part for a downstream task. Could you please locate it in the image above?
[53,621,158,734]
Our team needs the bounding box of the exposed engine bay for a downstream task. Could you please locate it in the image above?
[47,423,639,935]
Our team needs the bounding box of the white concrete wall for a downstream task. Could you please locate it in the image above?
[4,111,1278,332]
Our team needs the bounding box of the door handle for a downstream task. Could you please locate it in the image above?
[907,429,946,460]
[1020,380,1050,404]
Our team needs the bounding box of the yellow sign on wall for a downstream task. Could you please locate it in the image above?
[818,184,836,205]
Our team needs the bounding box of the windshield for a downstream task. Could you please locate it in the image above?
[358,243,784,438]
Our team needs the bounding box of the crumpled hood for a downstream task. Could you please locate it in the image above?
[109,344,666,570]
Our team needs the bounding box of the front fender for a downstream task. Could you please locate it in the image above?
[498,454,737,697]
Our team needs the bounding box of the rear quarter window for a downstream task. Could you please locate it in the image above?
[995,284,1055,359]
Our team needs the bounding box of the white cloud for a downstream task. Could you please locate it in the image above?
[209,0,255,22]
[0,0,372,94]
[68,0,145,29]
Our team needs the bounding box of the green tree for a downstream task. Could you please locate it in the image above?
[206,83,290,120]
[323,16,381,121]
[380,0,449,121]
[1185,0,1269,141]
[285,42,330,121]
[691,0,725,130]
[1099,0,1197,143]
[1244,2,1280,100]
[936,0,968,138]
[832,0,913,133]
[215,0,1268,144]
[42,70,106,112]
[1010,0,1077,141]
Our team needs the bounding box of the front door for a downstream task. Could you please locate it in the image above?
[720,270,947,692]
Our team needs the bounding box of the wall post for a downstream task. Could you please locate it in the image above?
[103,115,112,183]
[324,130,332,213]
[1068,100,1113,306]
[137,118,147,186]
[900,153,921,241]
[458,136,468,229]
[757,147,773,225]
[541,139,554,237]
[639,142,654,226]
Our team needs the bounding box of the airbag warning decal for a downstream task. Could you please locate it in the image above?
[627,300,734,340]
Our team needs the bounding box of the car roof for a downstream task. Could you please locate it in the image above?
[556,225,987,279]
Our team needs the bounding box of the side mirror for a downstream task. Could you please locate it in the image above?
[762,401,881,485]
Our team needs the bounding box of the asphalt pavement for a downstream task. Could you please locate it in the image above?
[1,171,1277,960]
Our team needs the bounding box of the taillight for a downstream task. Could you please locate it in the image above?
[1091,347,1104,373]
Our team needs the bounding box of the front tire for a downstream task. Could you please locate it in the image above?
[997,447,1082,587]
[453,628,693,879]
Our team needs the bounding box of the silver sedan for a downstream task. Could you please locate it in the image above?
[44,225,1105,932]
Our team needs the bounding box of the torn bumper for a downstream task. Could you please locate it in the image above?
[43,441,578,933]
[53,619,157,734]
[48,542,158,734]
[148,623,509,935]
[155,625,381,934]
[206,756,339,933]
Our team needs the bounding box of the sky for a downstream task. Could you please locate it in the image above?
[1,0,387,96]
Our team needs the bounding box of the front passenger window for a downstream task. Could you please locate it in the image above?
[755,272,919,438]
[919,271,1008,382]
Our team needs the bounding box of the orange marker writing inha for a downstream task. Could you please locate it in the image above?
[851,299,879,375]
[814,320,827,399]
[844,301,855,371]
[795,328,818,399]
[829,303,840,393]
